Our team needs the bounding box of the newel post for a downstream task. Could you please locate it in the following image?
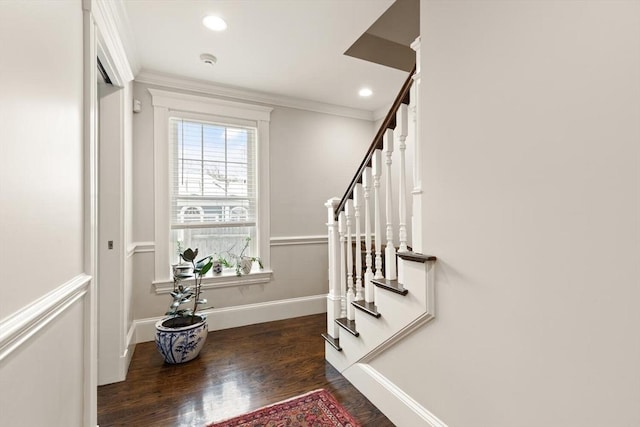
[410,36,424,254]
[325,197,341,338]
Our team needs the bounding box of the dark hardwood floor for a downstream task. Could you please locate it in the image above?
[98,313,394,426]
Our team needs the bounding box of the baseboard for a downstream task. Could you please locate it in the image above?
[135,294,327,343]
[98,322,138,385]
[122,322,136,377]
[343,363,447,427]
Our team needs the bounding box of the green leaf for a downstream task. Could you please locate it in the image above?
[196,298,207,305]
[196,255,212,269]
[199,261,213,276]
[182,248,197,262]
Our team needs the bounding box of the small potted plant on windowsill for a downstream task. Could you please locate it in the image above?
[155,248,213,364]
[221,237,263,276]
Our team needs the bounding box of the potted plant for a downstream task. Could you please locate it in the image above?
[222,237,263,276]
[155,248,213,364]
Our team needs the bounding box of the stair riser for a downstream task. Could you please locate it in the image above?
[325,342,350,372]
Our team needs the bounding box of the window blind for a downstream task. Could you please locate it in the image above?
[169,117,257,260]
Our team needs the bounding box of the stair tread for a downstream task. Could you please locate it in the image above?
[335,317,360,337]
[372,278,409,296]
[397,251,437,263]
[321,333,342,351]
[352,300,381,318]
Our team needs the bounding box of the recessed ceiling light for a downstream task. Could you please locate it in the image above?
[359,88,373,97]
[202,15,227,32]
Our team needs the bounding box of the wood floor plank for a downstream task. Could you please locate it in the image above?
[98,313,395,426]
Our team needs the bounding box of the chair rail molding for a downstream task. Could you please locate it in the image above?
[127,241,156,257]
[0,274,91,363]
[270,235,328,246]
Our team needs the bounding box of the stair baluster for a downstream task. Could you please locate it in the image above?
[372,150,384,280]
[383,129,397,280]
[345,199,356,320]
[338,212,347,319]
[353,184,364,302]
[362,167,374,303]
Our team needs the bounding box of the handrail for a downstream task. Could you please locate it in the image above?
[334,63,416,218]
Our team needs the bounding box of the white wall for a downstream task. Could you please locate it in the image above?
[0,0,87,425]
[372,1,640,426]
[131,81,374,321]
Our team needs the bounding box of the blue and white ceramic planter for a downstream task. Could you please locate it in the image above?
[155,316,208,364]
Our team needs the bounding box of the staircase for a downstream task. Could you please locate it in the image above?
[322,37,441,426]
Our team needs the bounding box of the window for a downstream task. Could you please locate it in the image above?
[149,89,272,286]
[170,118,257,261]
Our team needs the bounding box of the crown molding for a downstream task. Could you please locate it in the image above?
[103,0,141,75]
[148,87,273,122]
[87,0,135,85]
[135,69,375,121]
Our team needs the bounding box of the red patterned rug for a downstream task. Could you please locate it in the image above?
[207,389,361,427]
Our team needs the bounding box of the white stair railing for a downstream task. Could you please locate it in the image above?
[323,55,418,344]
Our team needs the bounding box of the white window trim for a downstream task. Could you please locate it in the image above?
[149,88,273,284]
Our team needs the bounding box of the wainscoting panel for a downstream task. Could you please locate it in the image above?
[0,274,92,426]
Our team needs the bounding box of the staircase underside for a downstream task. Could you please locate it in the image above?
[324,253,436,373]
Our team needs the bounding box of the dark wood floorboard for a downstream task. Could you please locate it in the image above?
[98,313,395,426]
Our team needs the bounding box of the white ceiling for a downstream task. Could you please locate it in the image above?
[122,0,409,115]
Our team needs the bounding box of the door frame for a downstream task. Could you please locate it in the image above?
[82,0,134,424]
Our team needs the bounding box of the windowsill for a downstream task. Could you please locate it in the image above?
[153,269,273,295]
